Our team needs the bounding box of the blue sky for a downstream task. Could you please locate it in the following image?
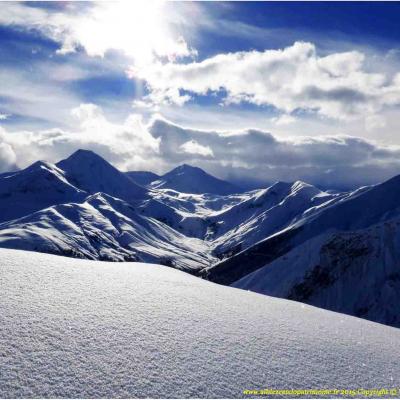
[1,1,400,189]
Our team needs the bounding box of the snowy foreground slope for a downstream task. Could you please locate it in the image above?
[1,249,400,398]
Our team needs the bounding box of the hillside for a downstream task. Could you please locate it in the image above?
[233,216,400,327]
[204,177,400,285]
[1,249,400,398]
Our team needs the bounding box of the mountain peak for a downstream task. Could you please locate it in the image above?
[56,149,147,202]
[24,160,58,172]
[168,164,205,176]
[151,164,241,195]
[59,149,109,166]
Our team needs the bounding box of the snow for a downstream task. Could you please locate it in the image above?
[0,160,85,223]
[0,151,342,272]
[2,149,400,330]
[209,180,339,256]
[0,193,214,270]
[57,149,147,203]
[233,216,400,327]
[1,248,400,398]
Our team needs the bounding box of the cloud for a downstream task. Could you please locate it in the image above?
[131,41,400,121]
[0,104,161,173]
[271,114,297,126]
[179,140,214,157]
[0,128,17,171]
[148,118,400,189]
[0,2,196,65]
[1,112,400,189]
[0,66,82,128]
[0,114,9,121]
[365,114,387,132]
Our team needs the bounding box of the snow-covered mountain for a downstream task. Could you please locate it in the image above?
[233,217,400,327]
[2,248,400,398]
[1,149,400,327]
[0,193,214,270]
[57,149,148,202]
[205,174,400,286]
[203,175,400,327]
[149,164,242,195]
[0,160,86,223]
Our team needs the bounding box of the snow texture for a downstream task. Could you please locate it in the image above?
[1,248,400,398]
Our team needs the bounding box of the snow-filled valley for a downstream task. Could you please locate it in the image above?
[1,149,400,328]
[1,248,400,398]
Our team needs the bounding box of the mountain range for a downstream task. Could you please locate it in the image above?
[1,149,399,328]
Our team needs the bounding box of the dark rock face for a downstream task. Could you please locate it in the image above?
[202,227,301,285]
[288,264,335,302]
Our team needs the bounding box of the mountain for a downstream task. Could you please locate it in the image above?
[125,170,160,186]
[57,149,148,203]
[2,248,400,398]
[204,175,400,286]
[1,149,400,328]
[150,164,242,195]
[207,180,342,258]
[0,192,213,270]
[233,216,400,327]
[202,175,400,327]
[0,160,86,223]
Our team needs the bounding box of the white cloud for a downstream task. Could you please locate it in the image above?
[0,105,161,173]
[0,114,9,121]
[0,66,81,128]
[271,114,297,126]
[131,42,400,122]
[365,114,387,132]
[1,113,400,188]
[0,128,17,171]
[179,140,214,157]
[0,2,196,66]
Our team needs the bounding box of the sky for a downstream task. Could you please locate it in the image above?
[1,1,400,189]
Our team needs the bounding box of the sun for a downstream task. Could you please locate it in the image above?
[73,1,188,66]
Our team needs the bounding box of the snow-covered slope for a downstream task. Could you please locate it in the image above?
[204,177,399,285]
[0,161,86,223]
[208,181,340,258]
[150,164,241,195]
[1,249,400,398]
[233,216,400,327]
[0,193,214,270]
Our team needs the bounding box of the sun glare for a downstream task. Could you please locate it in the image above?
[73,1,186,66]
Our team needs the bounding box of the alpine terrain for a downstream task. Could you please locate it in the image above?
[0,149,400,328]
